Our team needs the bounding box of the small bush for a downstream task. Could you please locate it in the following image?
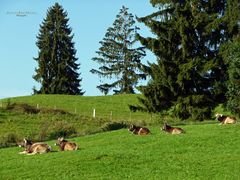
[0,132,20,148]
[38,121,51,141]
[6,103,39,114]
[38,121,77,140]
[101,121,128,131]
[49,121,77,139]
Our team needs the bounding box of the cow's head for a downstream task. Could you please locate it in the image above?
[215,113,223,119]
[18,138,33,147]
[128,124,136,132]
[161,123,167,131]
[55,137,65,146]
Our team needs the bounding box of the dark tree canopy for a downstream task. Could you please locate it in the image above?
[131,0,238,120]
[33,3,84,95]
[221,0,240,115]
[90,6,146,95]
[224,37,240,115]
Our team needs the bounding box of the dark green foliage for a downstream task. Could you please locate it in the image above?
[223,38,240,115]
[90,6,146,95]
[133,0,237,120]
[220,0,240,115]
[101,121,128,131]
[223,0,240,38]
[33,3,84,95]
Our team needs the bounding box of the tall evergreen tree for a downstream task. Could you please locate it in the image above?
[132,0,233,120]
[33,3,84,95]
[221,0,240,115]
[90,6,146,95]
[224,37,240,115]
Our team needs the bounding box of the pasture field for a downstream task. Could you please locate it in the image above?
[0,107,106,145]
[0,94,217,147]
[0,94,153,122]
[0,94,158,146]
[1,124,240,179]
[0,94,146,146]
[0,94,220,146]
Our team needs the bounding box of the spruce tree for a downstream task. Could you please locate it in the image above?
[132,0,233,120]
[33,3,84,95]
[90,6,146,95]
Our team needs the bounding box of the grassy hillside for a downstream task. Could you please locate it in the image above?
[0,94,154,122]
[0,94,159,147]
[1,124,240,179]
[0,94,219,147]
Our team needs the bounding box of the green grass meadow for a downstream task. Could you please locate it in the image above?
[1,124,240,179]
[0,94,156,146]
[0,94,239,179]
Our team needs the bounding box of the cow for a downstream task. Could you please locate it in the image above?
[55,137,78,151]
[128,124,150,135]
[18,138,51,155]
[161,123,185,135]
[215,113,237,125]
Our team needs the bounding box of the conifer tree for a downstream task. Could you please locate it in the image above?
[33,3,84,95]
[221,0,240,115]
[224,37,240,115]
[90,6,146,95]
[132,0,234,120]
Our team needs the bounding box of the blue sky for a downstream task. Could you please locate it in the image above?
[0,0,156,98]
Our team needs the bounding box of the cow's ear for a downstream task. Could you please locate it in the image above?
[23,138,27,143]
[60,137,64,141]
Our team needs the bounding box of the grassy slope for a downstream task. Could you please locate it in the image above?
[0,94,152,122]
[1,124,240,179]
[0,94,158,142]
[0,108,96,141]
[0,94,218,144]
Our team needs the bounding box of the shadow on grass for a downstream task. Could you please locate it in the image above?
[17,150,59,155]
[0,111,7,119]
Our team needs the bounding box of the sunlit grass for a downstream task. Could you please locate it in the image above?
[1,124,240,179]
[0,94,151,121]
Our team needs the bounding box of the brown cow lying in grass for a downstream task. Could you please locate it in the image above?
[128,124,150,135]
[55,137,78,151]
[215,113,237,125]
[161,123,185,134]
[18,138,51,155]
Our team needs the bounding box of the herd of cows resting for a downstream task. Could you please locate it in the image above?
[17,113,237,155]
